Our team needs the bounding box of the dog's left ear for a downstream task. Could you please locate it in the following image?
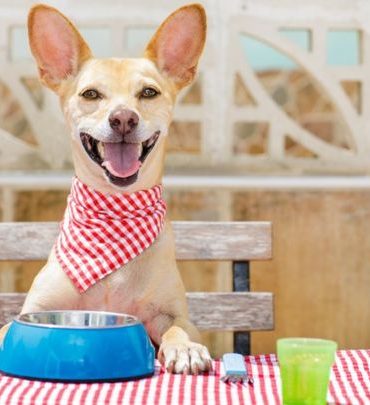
[144,4,206,89]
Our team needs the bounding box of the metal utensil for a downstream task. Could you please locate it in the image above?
[221,353,254,385]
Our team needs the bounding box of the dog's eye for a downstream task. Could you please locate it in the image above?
[80,89,101,100]
[140,87,159,99]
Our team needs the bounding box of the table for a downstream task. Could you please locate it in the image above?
[0,350,369,404]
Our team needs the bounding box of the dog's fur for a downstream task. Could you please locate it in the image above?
[0,3,211,374]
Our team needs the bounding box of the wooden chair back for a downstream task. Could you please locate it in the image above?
[0,221,273,354]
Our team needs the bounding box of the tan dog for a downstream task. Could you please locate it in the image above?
[0,3,211,374]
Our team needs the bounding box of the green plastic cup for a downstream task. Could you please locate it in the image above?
[277,338,337,405]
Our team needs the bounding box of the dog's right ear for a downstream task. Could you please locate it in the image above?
[28,4,92,91]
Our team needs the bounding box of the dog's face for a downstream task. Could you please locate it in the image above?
[61,58,175,189]
[28,4,206,192]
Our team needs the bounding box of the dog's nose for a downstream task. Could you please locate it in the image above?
[109,108,139,137]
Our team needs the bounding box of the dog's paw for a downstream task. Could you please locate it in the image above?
[159,341,212,374]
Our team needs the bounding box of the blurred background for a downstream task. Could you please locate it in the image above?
[0,0,369,357]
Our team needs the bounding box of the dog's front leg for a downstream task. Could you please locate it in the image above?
[0,323,10,343]
[156,317,212,374]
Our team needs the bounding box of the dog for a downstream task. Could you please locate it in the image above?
[0,3,211,375]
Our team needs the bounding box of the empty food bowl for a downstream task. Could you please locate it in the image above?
[0,310,155,381]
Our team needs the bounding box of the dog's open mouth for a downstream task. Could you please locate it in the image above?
[80,131,160,187]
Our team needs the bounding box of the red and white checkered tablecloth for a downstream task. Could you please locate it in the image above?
[0,350,369,404]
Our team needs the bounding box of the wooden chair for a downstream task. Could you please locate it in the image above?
[0,221,273,354]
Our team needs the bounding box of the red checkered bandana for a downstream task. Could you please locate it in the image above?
[54,177,166,293]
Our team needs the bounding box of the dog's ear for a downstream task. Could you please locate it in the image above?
[144,4,206,89]
[28,4,92,91]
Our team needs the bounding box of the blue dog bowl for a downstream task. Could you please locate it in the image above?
[0,311,155,382]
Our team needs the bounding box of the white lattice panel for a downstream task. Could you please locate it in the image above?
[0,0,370,173]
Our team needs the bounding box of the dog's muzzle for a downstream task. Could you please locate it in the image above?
[80,131,160,187]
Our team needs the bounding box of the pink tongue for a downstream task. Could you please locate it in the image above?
[102,142,141,178]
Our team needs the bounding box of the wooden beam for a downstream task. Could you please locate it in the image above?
[0,221,272,261]
[3,173,370,191]
[187,292,273,331]
[0,292,274,331]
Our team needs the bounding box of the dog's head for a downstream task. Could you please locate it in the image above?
[28,4,206,192]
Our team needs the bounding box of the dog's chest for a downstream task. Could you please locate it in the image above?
[79,260,160,322]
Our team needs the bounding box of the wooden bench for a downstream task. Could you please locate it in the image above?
[0,221,273,354]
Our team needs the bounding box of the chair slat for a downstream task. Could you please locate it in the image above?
[0,292,273,331]
[187,292,273,330]
[0,221,272,261]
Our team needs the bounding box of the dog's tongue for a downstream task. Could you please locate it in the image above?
[102,142,141,178]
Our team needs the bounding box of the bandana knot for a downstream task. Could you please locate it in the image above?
[54,177,166,293]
